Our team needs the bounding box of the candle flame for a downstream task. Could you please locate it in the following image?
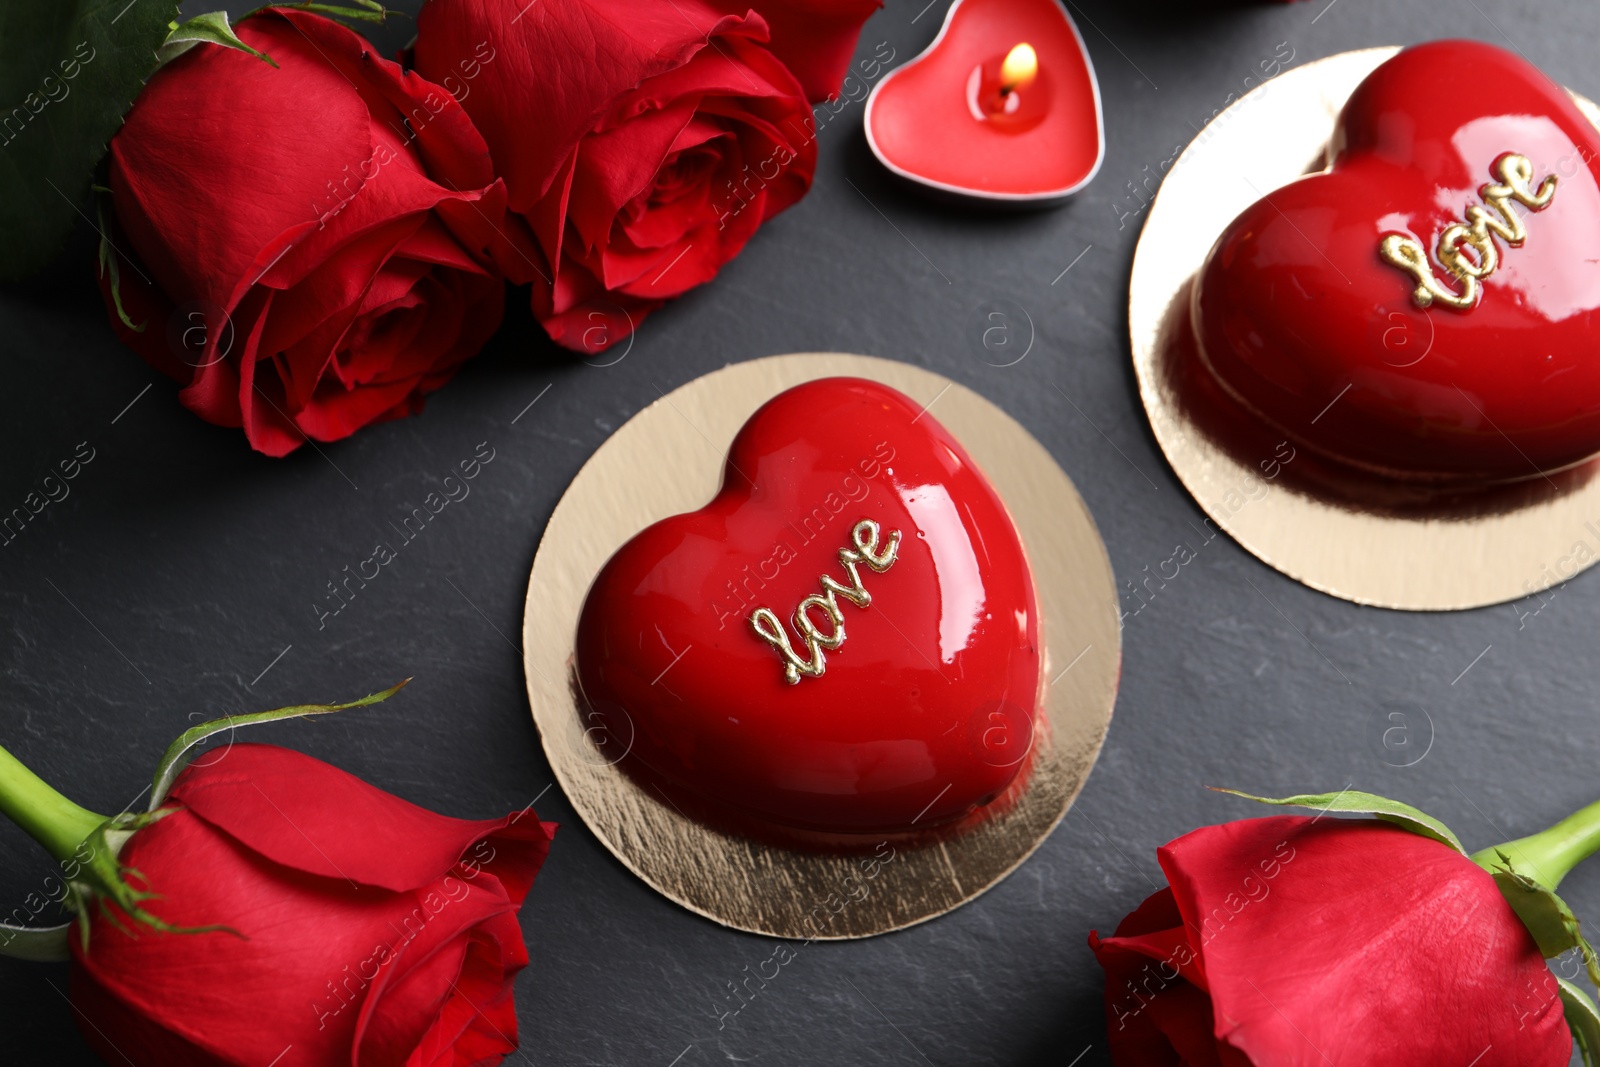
[1000,43,1038,93]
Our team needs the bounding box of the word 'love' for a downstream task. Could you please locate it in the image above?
[749,519,901,685]
[1379,153,1557,312]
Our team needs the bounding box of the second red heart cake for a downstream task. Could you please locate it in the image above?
[574,378,1042,839]
[1193,39,1600,483]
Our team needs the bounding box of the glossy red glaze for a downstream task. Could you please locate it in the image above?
[575,378,1042,839]
[864,0,1103,201]
[1195,40,1600,483]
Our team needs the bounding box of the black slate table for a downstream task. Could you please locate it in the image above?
[3,1,1595,1063]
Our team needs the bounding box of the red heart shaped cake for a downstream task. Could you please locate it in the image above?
[1194,40,1600,483]
[575,378,1042,839]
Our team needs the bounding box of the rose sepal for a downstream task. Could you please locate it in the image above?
[63,807,241,954]
[1209,786,1466,852]
[150,678,409,807]
[94,188,142,334]
[1476,849,1600,986]
[268,1,396,26]
[1562,978,1600,1067]
[158,12,278,68]
[156,3,398,69]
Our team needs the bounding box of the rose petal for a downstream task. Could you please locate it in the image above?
[566,101,699,253]
[1160,816,1570,1067]
[399,916,527,1066]
[351,884,521,1065]
[168,744,552,893]
[108,14,373,317]
[412,0,769,207]
[733,0,883,103]
[262,215,426,399]
[1091,925,1193,1067]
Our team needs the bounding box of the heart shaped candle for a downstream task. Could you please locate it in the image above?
[1194,39,1600,483]
[864,0,1104,202]
[575,378,1042,839]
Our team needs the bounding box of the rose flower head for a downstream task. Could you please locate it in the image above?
[101,9,517,456]
[411,0,820,353]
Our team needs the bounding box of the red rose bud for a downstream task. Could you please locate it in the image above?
[734,0,885,103]
[100,9,514,457]
[1090,807,1580,1066]
[411,0,818,353]
[0,685,555,1067]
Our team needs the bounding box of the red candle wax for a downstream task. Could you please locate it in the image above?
[865,0,1103,201]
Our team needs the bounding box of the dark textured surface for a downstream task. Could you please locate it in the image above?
[2,1,1596,1063]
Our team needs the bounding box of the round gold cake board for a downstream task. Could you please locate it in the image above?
[1131,46,1600,611]
[522,353,1120,939]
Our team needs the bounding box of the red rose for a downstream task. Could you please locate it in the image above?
[741,0,884,102]
[68,743,554,1066]
[1089,815,1570,1065]
[102,9,514,457]
[411,0,818,352]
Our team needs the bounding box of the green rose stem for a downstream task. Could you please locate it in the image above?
[0,742,106,865]
[1474,798,1600,890]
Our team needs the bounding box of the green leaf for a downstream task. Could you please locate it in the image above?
[149,679,410,808]
[1212,788,1466,853]
[156,11,276,68]
[1561,978,1600,1067]
[1484,850,1600,985]
[0,0,181,281]
[0,922,70,962]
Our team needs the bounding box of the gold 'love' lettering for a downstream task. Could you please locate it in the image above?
[748,518,901,685]
[1379,153,1557,312]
